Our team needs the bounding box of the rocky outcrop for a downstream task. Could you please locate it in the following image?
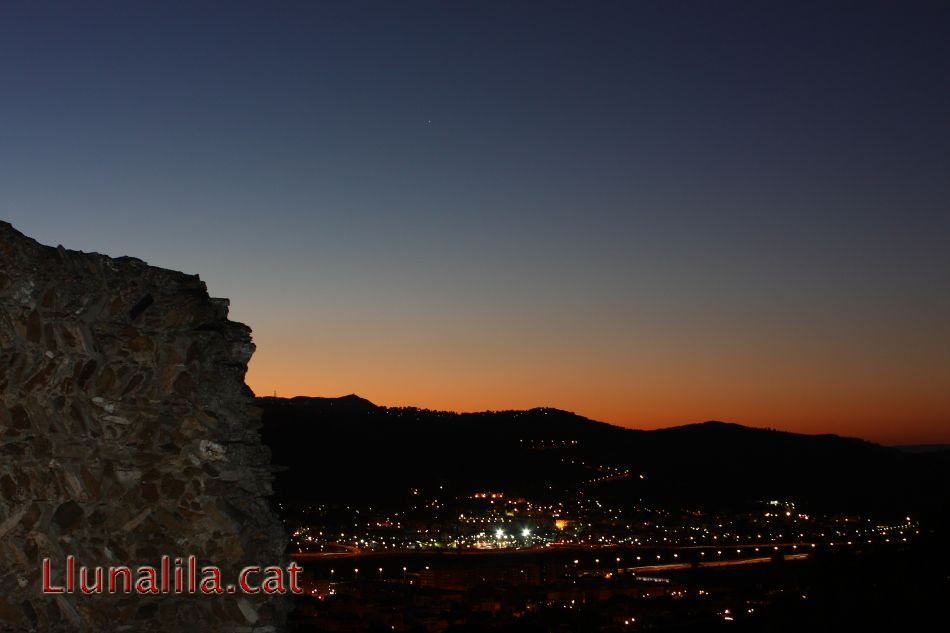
[0,222,287,631]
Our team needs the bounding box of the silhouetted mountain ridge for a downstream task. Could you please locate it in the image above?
[259,396,949,520]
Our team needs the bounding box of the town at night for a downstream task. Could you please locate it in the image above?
[2,1,949,631]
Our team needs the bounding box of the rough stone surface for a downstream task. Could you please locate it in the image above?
[0,222,287,631]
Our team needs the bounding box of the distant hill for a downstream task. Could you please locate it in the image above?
[895,444,950,454]
[259,396,950,520]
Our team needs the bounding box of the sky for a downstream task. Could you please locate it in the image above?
[1,1,948,444]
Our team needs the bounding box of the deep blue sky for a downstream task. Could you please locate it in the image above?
[2,1,948,442]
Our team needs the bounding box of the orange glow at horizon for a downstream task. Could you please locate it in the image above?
[245,320,950,446]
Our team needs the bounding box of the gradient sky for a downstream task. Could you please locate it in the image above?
[2,1,948,444]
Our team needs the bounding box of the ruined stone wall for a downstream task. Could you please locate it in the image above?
[0,222,287,631]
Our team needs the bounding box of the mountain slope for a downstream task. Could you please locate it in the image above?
[259,396,950,518]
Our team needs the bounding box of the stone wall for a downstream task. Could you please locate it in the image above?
[0,222,287,631]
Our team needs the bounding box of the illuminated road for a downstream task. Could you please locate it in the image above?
[292,542,818,562]
[622,553,810,574]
